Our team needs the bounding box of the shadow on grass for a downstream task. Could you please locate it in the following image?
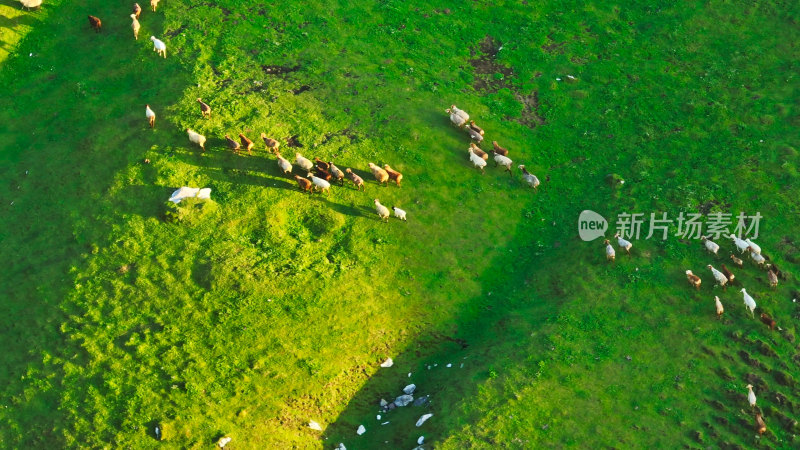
[325,215,561,447]
[0,0,191,445]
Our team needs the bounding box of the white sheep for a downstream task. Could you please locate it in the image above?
[492,152,513,175]
[614,232,633,255]
[145,104,155,128]
[518,165,540,190]
[150,36,167,58]
[714,296,724,318]
[604,239,615,261]
[130,14,140,40]
[701,236,719,255]
[748,248,765,266]
[746,384,757,408]
[707,265,727,288]
[392,206,407,221]
[745,238,761,254]
[374,199,390,222]
[307,173,331,193]
[186,129,206,151]
[295,153,313,173]
[730,234,749,253]
[446,105,469,127]
[741,288,756,317]
[275,152,292,175]
[468,148,487,174]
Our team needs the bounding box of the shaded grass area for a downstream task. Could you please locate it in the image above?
[0,0,798,448]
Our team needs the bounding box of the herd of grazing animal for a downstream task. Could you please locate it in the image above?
[687,234,787,436]
[105,0,411,222]
[448,105,543,188]
[603,228,789,436]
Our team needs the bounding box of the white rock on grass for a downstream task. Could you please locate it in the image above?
[218,437,232,448]
[408,372,412,377]
[394,395,413,407]
[416,414,433,427]
[446,364,452,368]
[336,444,346,450]
[418,436,425,444]
[380,399,388,407]
[308,421,322,431]
[403,384,416,395]
[381,421,390,425]
[380,358,394,368]
[376,415,381,420]
[357,425,366,435]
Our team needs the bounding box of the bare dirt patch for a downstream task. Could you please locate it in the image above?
[469,36,546,128]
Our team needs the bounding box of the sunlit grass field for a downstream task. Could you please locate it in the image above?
[0,0,798,448]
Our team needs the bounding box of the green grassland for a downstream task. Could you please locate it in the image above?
[1,0,799,448]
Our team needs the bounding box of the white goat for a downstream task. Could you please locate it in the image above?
[701,236,719,255]
[492,152,513,175]
[307,174,331,193]
[186,129,206,151]
[746,384,757,408]
[748,248,765,266]
[730,234,749,253]
[741,288,756,317]
[745,238,761,254]
[145,104,155,128]
[295,153,313,172]
[392,206,407,221]
[615,232,633,255]
[518,165,540,190]
[707,265,727,288]
[275,152,292,175]
[130,14,140,40]
[150,36,167,58]
[604,239,615,261]
[447,105,469,127]
[468,148,487,174]
[374,199,390,222]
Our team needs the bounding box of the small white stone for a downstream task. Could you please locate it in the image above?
[309,421,322,431]
[408,372,412,377]
[416,414,433,427]
[357,425,366,435]
[380,358,394,368]
[446,363,452,368]
[376,414,381,420]
[418,436,425,444]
